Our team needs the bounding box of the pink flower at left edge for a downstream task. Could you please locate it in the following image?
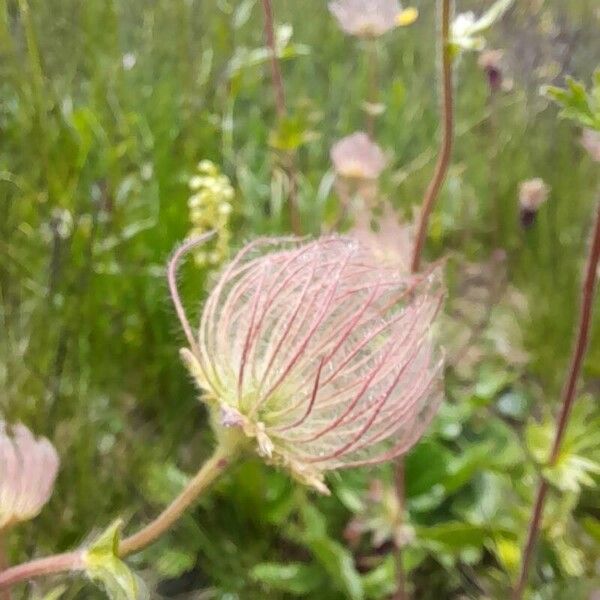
[0,422,60,530]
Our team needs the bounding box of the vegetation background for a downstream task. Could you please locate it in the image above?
[1,0,599,598]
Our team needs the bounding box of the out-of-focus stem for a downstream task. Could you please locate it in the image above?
[512,201,600,599]
[261,0,285,120]
[392,460,406,600]
[0,445,235,591]
[260,0,302,235]
[366,40,380,137]
[410,0,454,273]
[0,530,12,600]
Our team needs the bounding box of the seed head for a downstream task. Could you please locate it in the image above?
[172,237,444,494]
[0,422,59,530]
[328,0,418,38]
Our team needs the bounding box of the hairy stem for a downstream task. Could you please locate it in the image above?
[260,0,302,235]
[512,201,600,599]
[0,445,235,591]
[410,0,454,273]
[119,444,233,556]
[0,551,84,592]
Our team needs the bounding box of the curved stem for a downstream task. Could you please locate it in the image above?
[0,445,235,591]
[512,201,600,599]
[119,444,233,557]
[0,551,84,591]
[410,0,454,273]
[167,232,216,356]
[394,3,454,597]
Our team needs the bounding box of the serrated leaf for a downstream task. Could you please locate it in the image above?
[84,520,148,600]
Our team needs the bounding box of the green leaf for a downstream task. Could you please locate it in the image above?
[543,453,600,493]
[405,440,451,498]
[154,547,196,579]
[450,0,513,53]
[417,522,489,551]
[84,520,148,600]
[469,0,514,34]
[36,586,67,600]
[308,536,364,600]
[361,555,396,600]
[542,71,600,130]
[300,504,364,600]
[251,562,325,596]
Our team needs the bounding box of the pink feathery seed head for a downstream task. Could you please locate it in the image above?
[329,0,403,37]
[174,236,445,494]
[0,422,59,530]
[331,132,387,181]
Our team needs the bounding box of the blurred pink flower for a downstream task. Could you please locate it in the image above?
[0,422,59,529]
[581,129,600,162]
[180,237,444,493]
[331,132,387,180]
[329,0,417,38]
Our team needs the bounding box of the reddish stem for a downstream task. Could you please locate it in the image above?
[410,0,454,273]
[0,551,84,592]
[261,0,286,120]
[0,532,11,600]
[394,3,454,598]
[260,0,302,235]
[512,201,600,599]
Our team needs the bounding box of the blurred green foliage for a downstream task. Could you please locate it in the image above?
[1,0,599,598]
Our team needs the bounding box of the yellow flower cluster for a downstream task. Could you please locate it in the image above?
[187,160,234,267]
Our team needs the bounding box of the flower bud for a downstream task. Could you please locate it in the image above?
[0,422,59,529]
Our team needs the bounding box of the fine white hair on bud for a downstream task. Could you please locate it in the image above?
[0,422,60,529]
[172,236,444,494]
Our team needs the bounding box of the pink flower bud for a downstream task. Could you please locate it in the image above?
[518,178,550,229]
[328,0,414,38]
[331,132,387,180]
[0,422,59,529]
[176,237,444,493]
